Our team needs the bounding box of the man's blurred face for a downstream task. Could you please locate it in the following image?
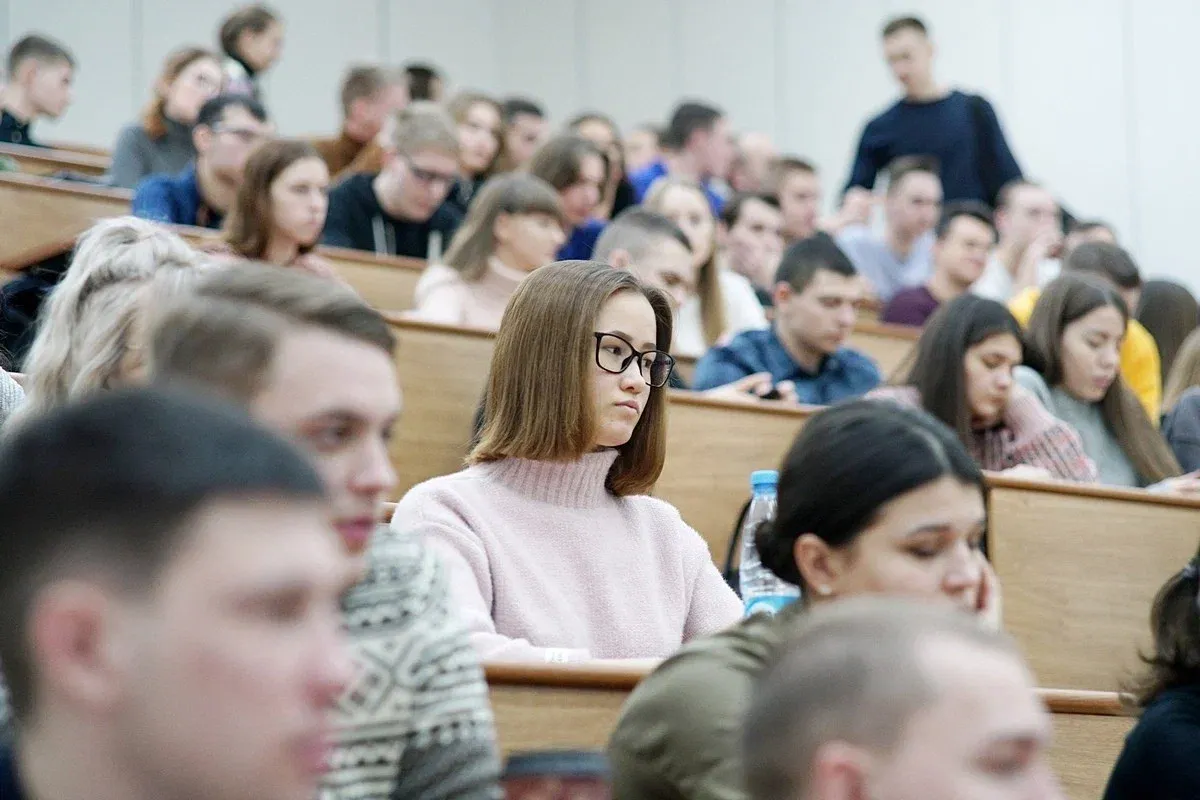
[997,186,1060,250]
[887,171,943,239]
[778,169,823,243]
[198,106,273,184]
[726,197,784,290]
[504,112,548,169]
[883,27,935,94]
[26,58,75,118]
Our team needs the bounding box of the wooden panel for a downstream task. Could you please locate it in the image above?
[0,174,130,267]
[0,143,110,177]
[1052,711,1132,800]
[989,476,1200,692]
[388,316,494,497]
[657,396,815,562]
[847,319,919,381]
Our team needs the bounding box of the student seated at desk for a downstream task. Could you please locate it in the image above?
[412,173,565,330]
[132,94,271,230]
[528,134,607,261]
[442,92,502,218]
[1105,544,1200,800]
[693,234,881,404]
[870,294,1097,481]
[322,102,463,259]
[0,34,75,147]
[110,47,222,189]
[217,3,283,101]
[608,400,1002,800]
[311,65,408,181]
[218,139,338,278]
[644,177,767,358]
[1018,274,1197,493]
[392,261,741,663]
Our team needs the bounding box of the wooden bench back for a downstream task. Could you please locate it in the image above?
[847,319,919,381]
[0,173,129,269]
[988,475,1200,692]
[484,663,1130,800]
[0,142,110,178]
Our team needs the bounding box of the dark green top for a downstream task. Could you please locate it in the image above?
[608,605,802,800]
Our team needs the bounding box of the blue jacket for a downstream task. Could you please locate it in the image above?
[0,746,23,800]
[844,90,1021,204]
[693,326,881,405]
[557,219,606,261]
[630,160,726,215]
[131,164,224,229]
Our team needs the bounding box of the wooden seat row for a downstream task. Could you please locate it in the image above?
[484,663,1133,800]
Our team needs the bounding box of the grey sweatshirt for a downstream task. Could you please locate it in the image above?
[109,117,197,190]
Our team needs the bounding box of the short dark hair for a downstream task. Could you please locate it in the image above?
[766,156,818,195]
[340,65,402,116]
[404,62,442,101]
[775,233,856,292]
[1063,241,1142,290]
[721,192,780,228]
[196,94,268,130]
[886,155,940,194]
[661,101,724,151]
[903,294,1023,446]
[0,388,326,723]
[1069,218,1115,237]
[6,33,75,76]
[502,97,545,123]
[594,207,692,262]
[755,401,984,589]
[527,134,605,192]
[935,200,995,241]
[218,4,281,59]
[882,15,928,38]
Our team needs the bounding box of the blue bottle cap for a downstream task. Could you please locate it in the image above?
[750,469,778,490]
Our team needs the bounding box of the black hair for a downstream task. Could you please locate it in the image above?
[774,233,856,292]
[0,387,325,723]
[1130,545,1200,707]
[502,96,545,123]
[1138,280,1200,386]
[721,192,781,228]
[934,200,995,241]
[904,294,1023,446]
[661,101,723,151]
[404,62,442,101]
[756,400,984,588]
[196,93,268,129]
[1063,241,1142,290]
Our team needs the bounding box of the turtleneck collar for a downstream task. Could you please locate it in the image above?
[477,450,620,508]
[486,255,531,285]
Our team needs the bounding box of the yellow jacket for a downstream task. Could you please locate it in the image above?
[1008,287,1161,420]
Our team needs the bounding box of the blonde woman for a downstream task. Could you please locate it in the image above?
[411,173,566,330]
[644,177,767,358]
[392,261,741,663]
[16,218,203,420]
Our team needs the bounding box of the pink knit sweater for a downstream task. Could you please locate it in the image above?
[389,450,742,663]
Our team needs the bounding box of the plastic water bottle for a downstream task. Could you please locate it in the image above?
[739,470,800,616]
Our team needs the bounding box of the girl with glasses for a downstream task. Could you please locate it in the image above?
[391,260,741,663]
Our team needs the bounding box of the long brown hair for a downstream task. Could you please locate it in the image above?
[141,46,219,139]
[446,90,502,177]
[1128,545,1200,707]
[1165,329,1200,411]
[470,261,672,496]
[223,139,325,260]
[442,173,565,282]
[643,177,726,346]
[1025,274,1181,483]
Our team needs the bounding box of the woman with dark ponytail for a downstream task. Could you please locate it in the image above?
[1104,550,1200,799]
[608,399,1001,800]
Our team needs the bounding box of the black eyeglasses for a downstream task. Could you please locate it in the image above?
[594,332,675,388]
[404,157,458,188]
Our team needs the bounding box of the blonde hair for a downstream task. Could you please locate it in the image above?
[643,177,726,347]
[391,101,459,158]
[19,218,201,418]
[470,261,673,496]
[1165,329,1200,411]
[442,173,565,282]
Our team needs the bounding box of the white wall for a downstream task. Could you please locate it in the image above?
[5,0,1199,289]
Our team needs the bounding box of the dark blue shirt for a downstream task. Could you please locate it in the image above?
[0,110,36,147]
[1103,685,1200,800]
[844,90,1021,204]
[630,160,725,215]
[557,219,606,261]
[0,746,23,800]
[131,164,224,229]
[692,326,881,404]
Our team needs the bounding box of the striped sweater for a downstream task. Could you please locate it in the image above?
[868,384,1098,482]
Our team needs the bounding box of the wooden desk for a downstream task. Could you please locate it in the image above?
[0,173,129,268]
[0,142,110,177]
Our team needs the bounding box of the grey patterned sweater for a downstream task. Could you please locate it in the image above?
[322,524,501,800]
[0,369,23,429]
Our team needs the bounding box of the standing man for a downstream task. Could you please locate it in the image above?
[844,15,1022,207]
[837,155,943,301]
[0,34,75,147]
[631,101,734,214]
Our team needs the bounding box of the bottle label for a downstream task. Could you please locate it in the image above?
[745,595,797,617]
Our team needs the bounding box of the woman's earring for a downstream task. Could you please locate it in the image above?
[817,585,832,597]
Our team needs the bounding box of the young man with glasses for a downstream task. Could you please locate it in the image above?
[132,94,272,229]
[322,101,463,260]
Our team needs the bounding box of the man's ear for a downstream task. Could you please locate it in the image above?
[772,281,794,307]
[192,125,212,154]
[809,740,877,800]
[607,249,633,271]
[31,581,129,715]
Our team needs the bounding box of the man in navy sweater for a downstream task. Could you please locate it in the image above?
[844,15,1023,207]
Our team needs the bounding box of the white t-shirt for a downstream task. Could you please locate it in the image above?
[972,255,1061,302]
[674,269,769,359]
